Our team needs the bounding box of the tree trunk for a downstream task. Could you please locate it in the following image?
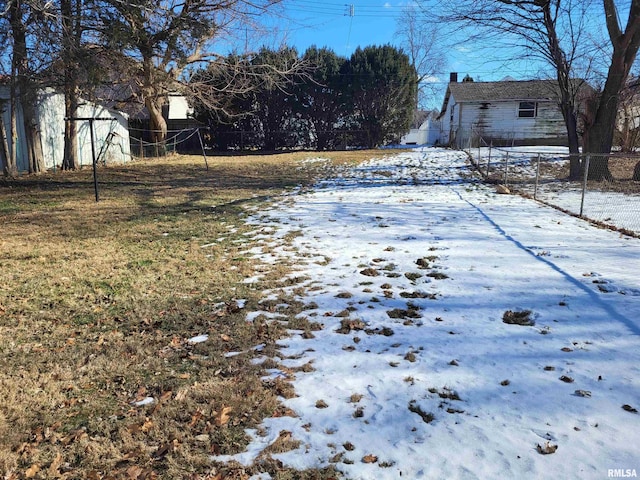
[146,96,167,156]
[22,91,44,174]
[143,56,168,156]
[584,96,618,181]
[9,0,45,174]
[61,0,80,170]
[558,101,582,179]
[9,67,19,177]
[63,87,79,170]
[583,70,620,181]
[583,0,640,181]
[540,2,582,179]
[0,105,10,177]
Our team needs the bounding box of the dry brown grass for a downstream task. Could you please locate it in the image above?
[0,150,398,479]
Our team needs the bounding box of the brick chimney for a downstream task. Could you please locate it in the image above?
[450,72,458,83]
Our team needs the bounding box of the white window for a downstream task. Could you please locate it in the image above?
[518,101,537,118]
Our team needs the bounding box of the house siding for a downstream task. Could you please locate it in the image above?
[468,101,566,145]
[443,100,567,147]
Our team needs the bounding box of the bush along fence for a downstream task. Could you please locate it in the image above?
[465,135,640,237]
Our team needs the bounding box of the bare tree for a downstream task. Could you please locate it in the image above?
[58,0,79,170]
[394,4,446,109]
[614,77,640,152]
[435,0,640,180]
[582,0,640,180]
[96,0,286,152]
[434,0,594,178]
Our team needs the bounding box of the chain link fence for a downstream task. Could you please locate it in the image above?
[467,144,640,236]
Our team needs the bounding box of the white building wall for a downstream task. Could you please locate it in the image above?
[437,99,455,145]
[401,119,442,146]
[37,89,130,170]
[452,100,566,147]
[167,95,193,120]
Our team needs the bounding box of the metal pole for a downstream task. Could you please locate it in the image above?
[580,155,590,217]
[88,119,99,202]
[197,129,209,171]
[65,117,116,202]
[486,141,492,177]
[534,153,541,200]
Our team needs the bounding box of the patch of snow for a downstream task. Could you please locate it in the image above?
[132,397,155,407]
[187,334,209,344]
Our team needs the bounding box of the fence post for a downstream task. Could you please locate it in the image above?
[534,153,541,200]
[580,155,590,217]
[504,152,509,185]
[486,141,492,177]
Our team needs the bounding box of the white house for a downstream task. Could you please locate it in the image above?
[437,73,587,148]
[0,87,130,173]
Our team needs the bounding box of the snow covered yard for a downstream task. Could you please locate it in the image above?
[219,147,640,479]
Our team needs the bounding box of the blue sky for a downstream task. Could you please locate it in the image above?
[257,0,556,108]
[270,1,554,76]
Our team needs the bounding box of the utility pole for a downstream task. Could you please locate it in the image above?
[345,4,355,54]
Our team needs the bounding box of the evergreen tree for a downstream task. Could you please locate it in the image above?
[299,46,348,150]
[248,46,302,150]
[344,45,417,148]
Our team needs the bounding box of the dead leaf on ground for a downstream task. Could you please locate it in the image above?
[189,411,204,427]
[60,428,88,446]
[47,452,64,476]
[362,454,378,463]
[24,465,40,478]
[153,439,178,460]
[159,391,172,402]
[215,406,233,426]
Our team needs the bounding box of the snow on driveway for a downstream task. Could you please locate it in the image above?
[220,147,640,479]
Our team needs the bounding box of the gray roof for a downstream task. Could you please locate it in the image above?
[449,79,564,102]
[438,78,593,119]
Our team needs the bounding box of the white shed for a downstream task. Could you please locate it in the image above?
[0,87,130,173]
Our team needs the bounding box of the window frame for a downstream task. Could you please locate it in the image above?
[518,101,538,118]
